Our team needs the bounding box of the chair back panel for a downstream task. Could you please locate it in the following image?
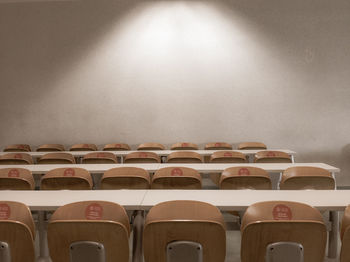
[254,151,292,163]
[124,152,160,163]
[4,144,31,152]
[152,167,201,189]
[70,144,97,151]
[103,143,130,151]
[41,168,92,190]
[238,142,267,150]
[171,142,198,150]
[82,152,118,164]
[210,151,247,163]
[138,143,165,150]
[167,151,203,163]
[205,142,232,150]
[101,167,150,189]
[0,153,33,165]
[36,144,65,152]
[0,168,34,190]
[38,153,76,164]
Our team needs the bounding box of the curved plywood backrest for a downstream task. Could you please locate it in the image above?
[280,166,335,190]
[82,152,118,164]
[3,144,31,152]
[170,142,198,150]
[124,152,160,163]
[220,166,271,190]
[70,144,98,151]
[41,168,93,190]
[36,144,65,152]
[101,167,150,189]
[167,151,203,163]
[152,167,202,189]
[205,142,232,150]
[137,143,165,151]
[241,201,326,262]
[0,201,35,262]
[254,150,292,163]
[0,153,33,165]
[340,205,350,261]
[144,200,226,262]
[210,151,247,163]
[0,168,34,190]
[37,153,76,164]
[103,143,130,151]
[237,142,267,150]
[48,201,130,262]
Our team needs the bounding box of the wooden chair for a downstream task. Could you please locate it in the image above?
[241,201,327,262]
[0,153,33,165]
[48,201,130,262]
[254,150,292,163]
[37,153,76,164]
[0,201,36,262]
[167,151,203,163]
[280,166,335,190]
[103,143,130,151]
[170,142,198,150]
[3,144,31,152]
[124,152,160,163]
[238,142,267,150]
[0,168,34,190]
[205,142,232,150]
[144,200,226,262]
[36,144,65,152]
[340,205,350,261]
[41,168,93,190]
[101,167,150,189]
[152,167,202,189]
[82,152,118,164]
[210,151,247,163]
[137,143,165,150]
[70,144,98,151]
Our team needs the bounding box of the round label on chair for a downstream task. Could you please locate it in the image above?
[114,144,121,148]
[224,152,232,157]
[8,169,19,178]
[267,152,276,157]
[63,168,75,177]
[215,143,222,147]
[139,152,147,158]
[85,203,103,220]
[171,168,183,176]
[0,204,11,220]
[97,153,106,158]
[272,204,292,220]
[14,154,23,159]
[182,143,189,147]
[238,168,250,176]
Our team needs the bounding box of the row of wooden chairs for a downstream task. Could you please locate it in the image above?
[2,199,350,262]
[3,141,267,152]
[0,166,335,190]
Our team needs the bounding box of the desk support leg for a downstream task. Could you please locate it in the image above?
[132,210,145,262]
[37,211,50,262]
[328,211,339,259]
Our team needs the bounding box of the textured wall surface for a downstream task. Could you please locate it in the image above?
[0,0,349,184]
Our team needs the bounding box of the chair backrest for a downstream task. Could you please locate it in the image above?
[167,151,203,163]
[3,144,31,152]
[254,151,292,163]
[137,143,165,150]
[0,153,33,165]
[144,200,226,262]
[41,168,93,190]
[70,144,98,151]
[152,167,202,189]
[48,201,130,262]
[205,142,232,150]
[82,152,118,164]
[238,142,267,150]
[220,167,271,190]
[171,142,198,150]
[36,144,65,152]
[0,201,35,262]
[280,166,335,190]
[103,143,130,151]
[124,152,160,163]
[209,151,247,163]
[0,168,34,190]
[340,205,350,262]
[101,167,150,189]
[241,201,326,262]
[37,153,76,164]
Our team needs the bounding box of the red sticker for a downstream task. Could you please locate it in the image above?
[63,168,75,177]
[85,203,103,220]
[171,168,183,176]
[182,143,189,147]
[215,143,222,147]
[272,204,292,220]
[139,152,147,158]
[238,168,250,176]
[267,152,276,157]
[97,153,106,158]
[224,152,232,157]
[114,144,121,148]
[0,204,11,220]
[18,145,25,149]
[8,169,19,178]
[14,154,23,159]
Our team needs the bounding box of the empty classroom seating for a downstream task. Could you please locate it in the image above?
[0,168,34,190]
[280,166,335,190]
[0,153,33,165]
[238,142,267,150]
[70,144,98,151]
[3,144,31,152]
[340,205,350,261]
[37,153,76,164]
[143,200,226,262]
[241,201,326,262]
[167,151,203,163]
[209,151,247,163]
[124,152,160,163]
[170,142,198,150]
[103,143,130,151]
[101,167,150,189]
[36,144,65,152]
[254,150,292,163]
[0,201,36,262]
[205,142,232,150]
[47,201,130,262]
[82,152,118,164]
[137,143,165,150]
[152,167,202,189]
[41,168,93,190]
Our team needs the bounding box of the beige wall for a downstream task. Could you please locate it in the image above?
[0,0,350,184]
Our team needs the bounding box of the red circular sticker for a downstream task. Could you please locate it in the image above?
[224,152,232,157]
[0,204,11,220]
[171,168,183,176]
[97,153,106,158]
[267,152,276,157]
[14,154,23,159]
[238,168,250,176]
[8,169,19,178]
[182,143,189,147]
[63,168,75,177]
[272,204,292,220]
[215,143,222,147]
[114,144,121,148]
[85,203,103,220]
[139,152,147,158]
